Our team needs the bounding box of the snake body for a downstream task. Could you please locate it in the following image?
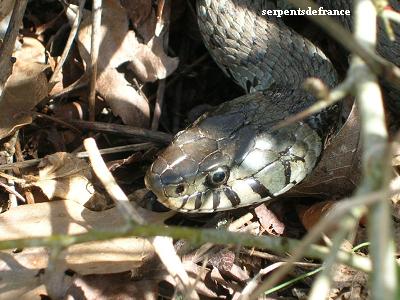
[144,0,394,212]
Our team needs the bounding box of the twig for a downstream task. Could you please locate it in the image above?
[49,0,86,87]
[0,0,28,103]
[83,138,199,299]
[352,1,397,298]
[273,75,355,130]
[84,138,146,223]
[381,8,400,24]
[242,249,320,269]
[243,185,400,299]
[32,112,82,133]
[88,0,102,122]
[308,234,348,299]
[287,0,400,87]
[0,223,371,273]
[2,130,19,207]
[0,181,25,203]
[69,120,172,143]
[151,0,171,130]
[0,142,155,171]
[240,262,285,298]
[152,79,166,130]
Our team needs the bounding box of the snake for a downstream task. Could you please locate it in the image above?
[144,0,399,213]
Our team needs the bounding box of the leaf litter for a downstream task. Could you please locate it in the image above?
[0,0,399,299]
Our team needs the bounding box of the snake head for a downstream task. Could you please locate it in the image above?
[145,94,323,213]
[145,124,235,212]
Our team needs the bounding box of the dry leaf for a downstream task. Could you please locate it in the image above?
[96,67,151,128]
[0,0,13,22]
[77,0,178,126]
[254,204,285,236]
[291,101,361,198]
[329,264,369,299]
[0,200,157,298]
[38,152,91,180]
[121,0,152,27]
[297,201,337,231]
[0,37,49,139]
[66,274,159,300]
[28,152,94,205]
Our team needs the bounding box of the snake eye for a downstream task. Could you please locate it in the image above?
[206,167,230,187]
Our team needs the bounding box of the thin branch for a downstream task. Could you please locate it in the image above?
[88,0,102,122]
[0,143,155,171]
[84,138,146,224]
[244,185,400,299]
[352,0,397,298]
[151,0,170,130]
[0,0,28,103]
[69,120,172,143]
[288,0,400,87]
[0,223,371,273]
[49,0,86,86]
[308,234,348,299]
[381,9,400,24]
[0,180,25,203]
[273,75,355,130]
[83,138,199,299]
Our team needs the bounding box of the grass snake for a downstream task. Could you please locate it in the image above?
[144,0,398,212]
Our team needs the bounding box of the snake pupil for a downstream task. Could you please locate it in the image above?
[212,171,226,183]
[206,166,230,187]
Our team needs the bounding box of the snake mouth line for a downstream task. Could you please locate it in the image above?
[155,177,277,212]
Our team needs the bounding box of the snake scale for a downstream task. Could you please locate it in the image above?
[144,0,399,212]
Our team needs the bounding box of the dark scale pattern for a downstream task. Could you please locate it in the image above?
[317,0,400,111]
[143,0,350,212]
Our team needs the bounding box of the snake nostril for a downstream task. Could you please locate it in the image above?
[175,184,186,195]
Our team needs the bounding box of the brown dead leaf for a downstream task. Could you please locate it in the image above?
[329,264,368,299]
[77,0,178,126]
[297,201,337,231]
[291,101,361,198]
[0,0,13,22]
[254,204,285,236]
[208,249,249,283]
[127,2,177,82]
[66,273,158,300]
[38,152,91,180]
[0,37,49,139]
[27,152,94,205]
[96,67,151,127]
[0,200,157,298]
[121,0,152,27]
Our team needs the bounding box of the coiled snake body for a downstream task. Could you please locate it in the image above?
[144,0,397,212]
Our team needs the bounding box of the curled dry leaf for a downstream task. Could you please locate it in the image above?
[291,102,362,198]
[77,0,178,127]
[27,152,94,206]
[297,200,337,231]
[0,37,49,139]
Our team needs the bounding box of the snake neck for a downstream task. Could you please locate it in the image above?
[197,0,338,92]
